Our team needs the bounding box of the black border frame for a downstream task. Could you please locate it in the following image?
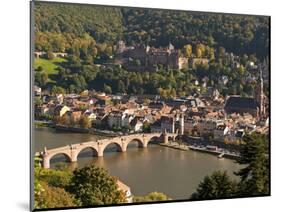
[30,1,271,211]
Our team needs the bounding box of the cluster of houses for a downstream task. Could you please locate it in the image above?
[34,83,269,144]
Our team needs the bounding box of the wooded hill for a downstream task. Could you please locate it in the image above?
[34,2,269,59]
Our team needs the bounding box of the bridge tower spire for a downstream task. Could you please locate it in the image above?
[179,113,184,135]
[42,146,50,169]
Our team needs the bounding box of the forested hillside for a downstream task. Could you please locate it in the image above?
[33,2,269,97]
[34,2,269,59]
[122,9,269,59]
[34,2,124,42]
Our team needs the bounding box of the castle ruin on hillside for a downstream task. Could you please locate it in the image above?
[114,41,208,71]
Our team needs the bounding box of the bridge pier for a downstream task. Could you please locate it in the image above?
[70,145,78,162]
[120,138,127,152]
[71,154,77,162]
[98,151,103,157]
[121,145,127,152]
[97,142,104,157]
[143,141,148,148]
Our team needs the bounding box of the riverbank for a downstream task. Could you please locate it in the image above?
[55,126,122,137]
[55,125,90,133]
[34,120,53,127]
[188,146,241,160]
[159,142,240,160]
[35,119,125,137]
[89,128,122,137]
[159,143,189,151]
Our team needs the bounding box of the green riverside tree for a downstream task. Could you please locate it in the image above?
[134,192,171,202]
[235,133,269,196]
[34,157,76,209]
[68,165,126,206]
[39,168,73,189]
[191,171,238,200]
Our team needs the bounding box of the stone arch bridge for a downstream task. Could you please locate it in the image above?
[36,132,177,169]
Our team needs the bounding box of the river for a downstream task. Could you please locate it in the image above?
[34,127,241,199]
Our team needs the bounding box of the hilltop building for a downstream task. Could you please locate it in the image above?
[115,41,188,71]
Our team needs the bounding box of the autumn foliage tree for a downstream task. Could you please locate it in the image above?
[183,44,192,57]
[37,183,77,209]
[79,116,92,129]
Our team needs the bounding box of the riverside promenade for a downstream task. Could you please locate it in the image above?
[159,142,240,160]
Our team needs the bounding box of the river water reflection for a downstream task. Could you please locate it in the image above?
[34,127,241,199]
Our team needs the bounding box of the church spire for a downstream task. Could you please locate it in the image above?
[258,64,265,118]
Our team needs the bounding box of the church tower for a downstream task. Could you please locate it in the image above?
[254,65,265,118]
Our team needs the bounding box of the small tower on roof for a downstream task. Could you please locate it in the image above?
[117,40,126,54]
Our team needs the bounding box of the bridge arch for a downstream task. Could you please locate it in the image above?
[169,134,180,142]
[75,146,99,160]
[124,138,144,151]
[146,135,162,146]
[49,152,72,163]
[102,141,123,154]
[44,152,72,169]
